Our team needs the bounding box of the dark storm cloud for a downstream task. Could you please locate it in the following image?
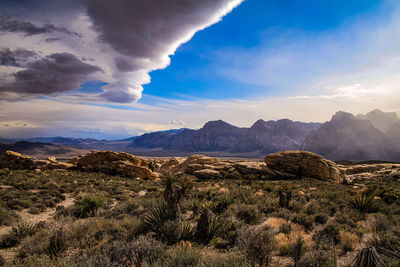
[0,18,75,36]
[0,53,102,95]
[0,0,242,102]
[85,0,242,71]
[0,48,37,66]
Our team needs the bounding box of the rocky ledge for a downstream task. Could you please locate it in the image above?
[0,150,351,183]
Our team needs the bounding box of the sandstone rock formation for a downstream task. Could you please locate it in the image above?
[264,150,345,183]
[75,150,155,179]
[0,150,73,170]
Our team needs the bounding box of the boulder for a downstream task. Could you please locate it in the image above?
[234,161,273,176]
[0,151,37,170]
[77,150,149,167]
[159,157,184,173]
[0,151,73,170]
[76,151,155,179]
[193,169,222,180]
[264,150,345,183]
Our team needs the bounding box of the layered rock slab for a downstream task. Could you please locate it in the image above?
[75,150,155,179]
[264,150,345,183]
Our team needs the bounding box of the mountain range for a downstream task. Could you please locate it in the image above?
[1,109,399,161]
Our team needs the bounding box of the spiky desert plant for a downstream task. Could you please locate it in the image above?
[352,247,386,267]
[162,173,193,220]
[347,190,376,218]
[288,237,306,267]
[12,221,37,239]
[195,209,224,244]
[46,228,67,258]
[213,194,234,214]
[279,190,292,208]
[143,202,169,236]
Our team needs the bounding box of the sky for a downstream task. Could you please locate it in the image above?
[1,0,400,139]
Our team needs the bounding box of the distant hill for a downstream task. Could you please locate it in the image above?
[2,109,399,161]
[357,109,399,132]
[232,119,321,153]
[130,119,320,154]
[0,141,88,160]
[302,111,397,161]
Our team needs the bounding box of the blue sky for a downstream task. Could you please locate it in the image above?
[140,0,384,102]
[1,0,400,138]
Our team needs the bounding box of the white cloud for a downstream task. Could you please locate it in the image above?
[0,0,244,102]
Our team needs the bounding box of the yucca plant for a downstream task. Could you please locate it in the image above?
[347,190,376,218]
[195,209,224,244]
[12,221,37,239]
[178,221,196,241]
[288,237,306,267]
[162,173,193,220]
[46,228,67,258]
[213,194,234,214]
[143,202,169,236]
[352,247,386,267]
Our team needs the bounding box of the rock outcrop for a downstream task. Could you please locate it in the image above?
[264,150,345,183]
[1,150,349,184]
[75,151,155,179]
[0,151,73,170]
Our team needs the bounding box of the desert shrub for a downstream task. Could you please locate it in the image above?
[159,242,201,267]
[162,173,193,220]
[201,250,246,267]
[279,222,292,235]
[339,231,359,252]
[305,201,321,215]
[11,254,70,267]
[293,212,314,231]
[72,195,107,218]
[298,250,331,267]
[213,194,234,214]
[143,202,169,237]
[236,226,275,267]
[0,207,12,226]
[46,229,68,258]
[195,209,224,245]
[352,246,386,267]
[0,254,5,266]
[0,222,37,248]
[109,199,139,218]
[314,213,329,225]
[313,223,341,249]
[288,237,306,267]
[183,198,204,218]
[373,213,392,232]
[0,168,10,176]
[178,221,196,242]
[74,235,165,267]
[347,190,377,219]
[236,204,259,224]
[334,210,357,228]
[257,197,279,214]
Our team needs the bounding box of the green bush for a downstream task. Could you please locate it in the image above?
[293,212,314,231]
[73,195,107,218]
[236,204,259,224]
[347,190,377,218]
[160,243,201,267]
[0,222,37,248]
[0,207,12,226]
[236,226,275,267]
